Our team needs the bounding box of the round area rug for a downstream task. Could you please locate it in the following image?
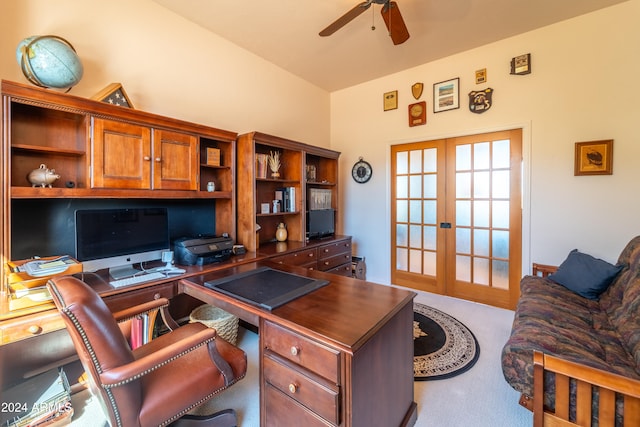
[413,303,480,381]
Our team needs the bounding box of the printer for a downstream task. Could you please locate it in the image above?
[174,235,233,266]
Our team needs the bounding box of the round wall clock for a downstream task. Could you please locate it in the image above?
[352,157,372,183]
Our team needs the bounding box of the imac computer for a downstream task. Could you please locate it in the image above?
[75,207,170,279]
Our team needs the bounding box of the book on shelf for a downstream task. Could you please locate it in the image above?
[275,187,296,212]
[130,313,151,349]
[289,187,296,212]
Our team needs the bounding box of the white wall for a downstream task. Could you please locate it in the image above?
[2,0,638,286]
[331,0,640,284]
[0,0,330,147]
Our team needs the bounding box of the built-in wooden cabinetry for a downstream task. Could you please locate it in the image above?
[268,236,352,277]
[92,120,199,191]
[1,79,237,289]
[237,132,340,252]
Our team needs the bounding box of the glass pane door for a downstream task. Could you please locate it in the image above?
[391,140,446,294]
[391,130,522,309]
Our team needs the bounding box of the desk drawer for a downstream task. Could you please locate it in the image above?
[318,253,352,271]
[317,239,351,260]
[324,263,352,277]
[263,320,339,382]
[0,311,66,344]
[264,383,334,427]
[264,355,339,424]
[271,248,317,267]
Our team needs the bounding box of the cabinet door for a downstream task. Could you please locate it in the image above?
[92,118,152,189]
[153,129,198,190]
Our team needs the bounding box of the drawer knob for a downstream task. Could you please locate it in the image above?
[290,346,300,356]
[324,248,329,253]
[324,261,330,266]
[308,253,314,257]
[28,325,42,335]
[288,383,298,394]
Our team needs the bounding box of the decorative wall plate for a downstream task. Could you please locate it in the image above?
[408,101,426,126]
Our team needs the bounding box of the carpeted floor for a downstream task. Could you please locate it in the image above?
[69,287,531,426]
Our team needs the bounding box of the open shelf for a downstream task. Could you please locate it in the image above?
[236,131,340,252]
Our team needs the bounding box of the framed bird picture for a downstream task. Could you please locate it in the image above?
[91,83,134,108]
[574,140,613,176]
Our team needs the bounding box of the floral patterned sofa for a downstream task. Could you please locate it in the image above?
[501,235,640,425]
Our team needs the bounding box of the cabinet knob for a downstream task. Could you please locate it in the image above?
[155,157,161,162]
[290,346,300,356]
[143,156,151,161]
[28,325,42,335]
[288,383,298,394]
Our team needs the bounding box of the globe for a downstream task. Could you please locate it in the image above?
[16,35,84,90]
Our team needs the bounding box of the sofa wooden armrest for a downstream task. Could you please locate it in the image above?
[531,263,558,278]
[533,350,640,427]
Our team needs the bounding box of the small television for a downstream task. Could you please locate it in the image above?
[307,209,335,239]
[75,207,170,279]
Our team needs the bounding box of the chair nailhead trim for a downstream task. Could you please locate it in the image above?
[63,308,123,427]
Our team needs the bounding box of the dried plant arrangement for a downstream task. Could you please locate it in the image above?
[268,151,281,178]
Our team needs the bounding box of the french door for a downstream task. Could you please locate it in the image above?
[391,129,522,309]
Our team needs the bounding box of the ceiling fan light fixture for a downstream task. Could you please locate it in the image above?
[320,0,409,45]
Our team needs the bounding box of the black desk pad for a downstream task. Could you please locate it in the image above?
[204,266,329,311]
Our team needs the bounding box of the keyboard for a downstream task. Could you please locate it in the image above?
[109,272,166,288]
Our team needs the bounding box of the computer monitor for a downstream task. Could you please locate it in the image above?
[307,209,335,239]
[75,207,170,279]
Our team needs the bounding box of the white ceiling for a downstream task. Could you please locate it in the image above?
[153,0,627,92]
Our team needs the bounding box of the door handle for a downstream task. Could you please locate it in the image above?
[440,222,452,228]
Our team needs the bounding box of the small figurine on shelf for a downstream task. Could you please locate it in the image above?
[268,151,281,178]
[27,164,60,187]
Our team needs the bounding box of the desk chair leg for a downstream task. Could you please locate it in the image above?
[169,409,237,427]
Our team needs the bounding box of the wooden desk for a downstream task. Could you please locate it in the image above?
[0,251,262,388]
[180,261,417,427]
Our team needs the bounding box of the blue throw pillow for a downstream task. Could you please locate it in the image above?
[548,249,623,300]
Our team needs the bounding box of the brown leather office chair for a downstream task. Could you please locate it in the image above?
[47,276,247,427]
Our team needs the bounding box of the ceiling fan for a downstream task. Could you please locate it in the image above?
[319,0,410,45]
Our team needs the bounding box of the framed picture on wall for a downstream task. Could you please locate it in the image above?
[574,139,613,176]
[383,90,398,111]
[433,78,459,113]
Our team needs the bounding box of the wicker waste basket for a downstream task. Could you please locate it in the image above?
[189,304,239,345]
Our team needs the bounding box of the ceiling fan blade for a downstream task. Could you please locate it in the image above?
[319,2,372,37]
[381,1,410,45]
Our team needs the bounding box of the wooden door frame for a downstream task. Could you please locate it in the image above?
[388,124,531,310]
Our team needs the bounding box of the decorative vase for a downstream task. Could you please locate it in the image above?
[275,222,288,242]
